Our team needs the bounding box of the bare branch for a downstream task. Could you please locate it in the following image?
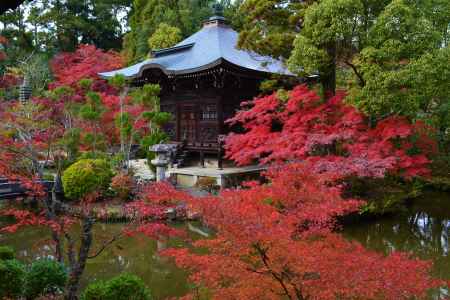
[344,60,365,87]
[87,231,123,259]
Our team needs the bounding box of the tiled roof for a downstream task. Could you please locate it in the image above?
[99,17,293,79]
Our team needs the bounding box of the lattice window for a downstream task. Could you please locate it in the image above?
[201,104,217,120]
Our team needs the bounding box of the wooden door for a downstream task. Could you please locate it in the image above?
[179,104,197,143]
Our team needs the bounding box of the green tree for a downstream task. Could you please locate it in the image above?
[238,0,364,93]
[240,0,449,139]
[0,259,26,299]
[0,5,34,60]
[1,0,132,54]
[404,47,450,141]
[110,75,170,170]
[238,0,302,60]
[148,23,182,51]
[79,90,106,154]
[240,0,448,100]
[348,0,449,143]
[123,0,240,63]
[286,0,394,94]
[123,0,210,62]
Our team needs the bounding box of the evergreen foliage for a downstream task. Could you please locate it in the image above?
[0,245,15,260]
[24,259,68,299]
[0,259,26,299]
[123,0,243,63]
[148,23,182,51]
[239,0,449,144]
[0,0,132,53]
[81,274,152,300]
[62,159,113,200]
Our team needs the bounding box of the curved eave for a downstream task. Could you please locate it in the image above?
[99,58,295,80]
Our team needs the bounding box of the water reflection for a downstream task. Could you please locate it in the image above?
[343,191,450,298]
[1,192,448,299]
[0,222,206,300]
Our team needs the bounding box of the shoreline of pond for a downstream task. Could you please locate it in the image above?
[1,189,448,299]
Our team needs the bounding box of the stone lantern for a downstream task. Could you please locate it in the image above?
[150,144,172,182]
[19,77,32,104]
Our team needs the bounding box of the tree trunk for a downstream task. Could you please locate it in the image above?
[47,192,64,263]
[321,42,337,97]
[321,70,336,98]
[65,217,94,300]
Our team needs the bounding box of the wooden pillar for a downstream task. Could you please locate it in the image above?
[200,150,205,168]
[217,134,224,170]
[217,146,223,170]
[176,103,181,141]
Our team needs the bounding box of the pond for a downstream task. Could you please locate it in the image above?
[342,191,450,298]
[0,191,449,299]
[0,220,210,300]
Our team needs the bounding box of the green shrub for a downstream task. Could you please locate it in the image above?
[0,245,15,260]
[81,274,151,300]
[104,274,151,300]
[24,259,68,299]
[0,259,26,299]
[80,280,108,300]
[62,159,113,200]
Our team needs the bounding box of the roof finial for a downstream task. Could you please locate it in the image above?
[203,2,228,27]
[212,2,224,17]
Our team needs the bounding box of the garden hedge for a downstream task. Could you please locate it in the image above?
[81,273,152,300]
[62,159,113,200]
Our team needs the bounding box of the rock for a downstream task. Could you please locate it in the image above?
[129,159,155,182]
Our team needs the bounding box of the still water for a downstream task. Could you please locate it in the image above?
[0,191,449,299]
[0,221,209,299]
[342,191,450,298]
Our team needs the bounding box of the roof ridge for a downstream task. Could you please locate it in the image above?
[152,43,195,58]
[216,25,225,59]
[98,21,293,79]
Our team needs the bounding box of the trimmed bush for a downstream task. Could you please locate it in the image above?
[0,245,15,260]
[24,259,68,299]
[80,281,108,300]
[62,159,113,200]
[104,274,151,300]
[0,259,26,299]
[81,274,151,300]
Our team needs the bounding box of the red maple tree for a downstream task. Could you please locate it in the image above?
[50,44,123,89]
[225,85,435,179]
[0,142,179,300]
[0,187,179,299]
[0,101,172,299]
[153,163,441,299]
[47,45,158,153]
